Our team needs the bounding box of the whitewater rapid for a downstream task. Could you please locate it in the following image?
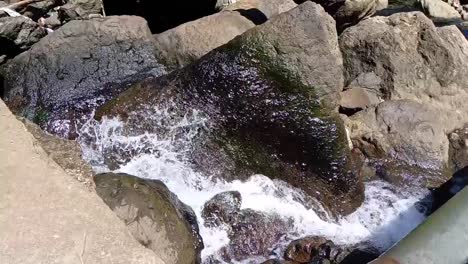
[78,106,429,263]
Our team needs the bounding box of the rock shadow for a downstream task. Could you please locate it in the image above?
[235,8,268,25]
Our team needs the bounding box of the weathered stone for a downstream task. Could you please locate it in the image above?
[202,191,242,227]
[2,16,166,138]
[154,11,255,69]
[20,118,94,189]
[339,87,380,114]
[95,3,363,215]
[344,100,453,187]
[449,124,468,172]
[58,0,102,21]
[0,16,46,61]
[419,0,462,22]
[340,12,468,186]
[295,0,386,30]
[341,12,468,110]
[94,173,204,264]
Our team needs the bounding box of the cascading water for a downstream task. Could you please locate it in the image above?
[78,104,430,263]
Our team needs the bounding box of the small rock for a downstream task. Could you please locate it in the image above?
[222,209,294,261]
[339,87,380,115]
[284,236,329,263]
[202,191,242,227]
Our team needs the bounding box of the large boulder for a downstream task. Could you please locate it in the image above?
[340,12,468,107]
[0,16,46,63]
[95,2,363,215]
[344,100,453,187]
[94,173,204,264]
[154,11,255,69]
[21,118,94,189]
[1,16,166,138]
[340,12,468,186]
[154,0,299,70]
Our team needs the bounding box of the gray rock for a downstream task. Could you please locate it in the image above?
[95,2,363,216]
[0,16,46,58]
[341,12,468,108]
[340,11,468,186]
[154,11,255,69]
[2,16,166,138]
[449,124,468,172]
[58,0,102,21]
[419,0,462,22]
[94,173,204,264]
[344,100,453,187]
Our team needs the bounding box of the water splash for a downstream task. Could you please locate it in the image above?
[78,106,429,262]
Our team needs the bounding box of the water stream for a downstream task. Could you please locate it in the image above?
[78,105,430,263]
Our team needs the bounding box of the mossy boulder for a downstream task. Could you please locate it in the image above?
[94,173,203,264]
[95,2,363,215]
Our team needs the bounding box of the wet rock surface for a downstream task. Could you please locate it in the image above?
[94,172,204,264]
[95,2,364,216]
[2,15,166,138]
[201,191,242,227]
[202,191,294,262]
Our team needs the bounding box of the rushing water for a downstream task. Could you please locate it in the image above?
[78,105,430,263]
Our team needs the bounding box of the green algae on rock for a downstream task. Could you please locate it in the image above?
[95,2,363,216]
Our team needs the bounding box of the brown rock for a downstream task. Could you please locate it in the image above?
[94,173,204,264]
[339,87,380,114]
[284,236,329,263]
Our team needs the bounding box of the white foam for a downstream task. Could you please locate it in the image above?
[78,107,429,262]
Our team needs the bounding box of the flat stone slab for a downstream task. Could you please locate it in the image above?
[0,99,165,264]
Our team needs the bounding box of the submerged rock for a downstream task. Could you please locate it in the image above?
[96,2,364,216]
[222,209,294,261]
[202,191,294,261]
[2,16,166,138]
[201,191,242,227]
[94,173,203,264]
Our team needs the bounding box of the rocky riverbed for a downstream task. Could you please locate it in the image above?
[1,0,468,263]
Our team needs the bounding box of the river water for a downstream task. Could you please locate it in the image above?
[78,106,429,263]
